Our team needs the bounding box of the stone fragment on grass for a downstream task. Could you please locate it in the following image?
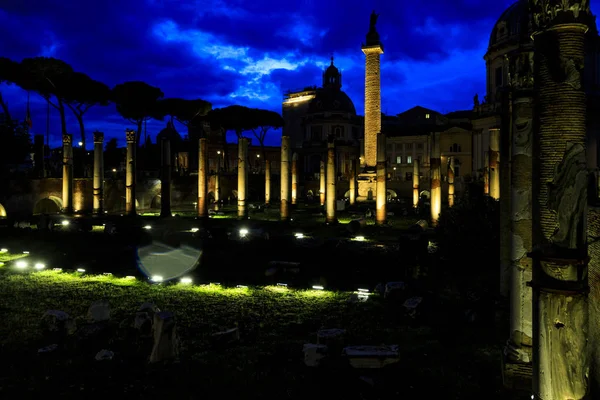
[41,310,76,336]
[95,349,114,361]
[135,302,160,336]
[317,328,346,353]
[343,345,400,369]
[211,327,240,345]
[303,343,327,367]
[38,344,59,353]
[149,311,179,363]
[88,300,110,322]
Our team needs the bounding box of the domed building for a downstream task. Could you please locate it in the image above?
[471,0,600,174]
[282,57,363,185]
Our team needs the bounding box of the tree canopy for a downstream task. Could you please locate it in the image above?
[154,98,212,126]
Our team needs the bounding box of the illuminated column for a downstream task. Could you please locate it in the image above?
[361,17,384,170]
[125,129,136,216]
[291,152,298,205]
[214,173,220,209]
[529,3,592,398]
[280,136,290,222]
[198,138,208,218]
[376,132,386,225]
[160,138,172,218]
[489,128,500,200]
[237,137,248,219]
[349,158,357,206]
[319,160,326,206]
[92,131,104,215]
[413,159,420,208]
[326,140,337,223]
[265,159,271,205]
[484,151,490,195]
[447,156,455,207]
[62,133,74,214]
[430,132,441,226]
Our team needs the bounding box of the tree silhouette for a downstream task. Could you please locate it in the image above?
[0,57,22,124]
[20,57,73,136]
[250,108,284,159]
[63,72,111,151]
[154,98,212,126]
[111,81,163,146]
[104,137,121,171]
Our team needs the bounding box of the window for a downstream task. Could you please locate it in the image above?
[425,113,430,119]
[450,143,461,152]
[310,125,323,141]
[417,143,423,149]
[495,66,503,87]
[396,156,402,164]
[407,155,412,164]
[406,143,413,150]
[333,126,344,139]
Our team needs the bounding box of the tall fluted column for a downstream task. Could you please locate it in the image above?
[430,132,441,226]
[349,158,357,206]
[237,137,248,219]
[265,159,271,205]
[198,138,208,218]
[376,132,387,225]
[448,156,455,207]
[160,138,172,218]
[484,151,490,195]
[280,136,291,221]
[125,129,136,216]
[413,159,420,208]
[319,160,326,206]
[92,131,104,215]
[214,172,220,210]
[529,3,592,398]
[326,140,337,223]
[291,153,298,205]
[489,128,501,200]
[62,134,74,214]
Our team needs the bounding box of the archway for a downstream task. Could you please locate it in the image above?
[33,196,63,215]
[151,195,161,209]
[419,190,431,200]
[0,203,6,218]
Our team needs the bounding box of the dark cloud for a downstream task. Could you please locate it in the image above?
[2,0,596,147]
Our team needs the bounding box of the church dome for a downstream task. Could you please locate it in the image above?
[156,120,182,144]
[307,88,356,115]
[488,0,531,52]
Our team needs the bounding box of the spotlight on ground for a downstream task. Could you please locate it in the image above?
[354,236,365,241]
[61,220,70,226]
[180,277,192,284]
[22,251,30,254]
[52,268,63,272]
[151,275,163,283]
[34,263,45,270]
[15,260,28,269]
[239,228,249,238]
[294,233,304,239]
[0,248,8,253]
[76,268,86,273]
[236,285,248,289]
[312,285,324,290]
[143,225,152,230]
[358,288,369,293]
[277,282,288,287]
[190,228,199,233]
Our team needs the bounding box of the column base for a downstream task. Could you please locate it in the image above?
[501,350,532,391]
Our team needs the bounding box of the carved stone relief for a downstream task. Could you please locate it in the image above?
[530,0,591,30]
[512,99,533,156]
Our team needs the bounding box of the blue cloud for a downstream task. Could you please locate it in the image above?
[1,0,598,148]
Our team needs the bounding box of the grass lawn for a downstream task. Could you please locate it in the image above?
[0,254,525,399]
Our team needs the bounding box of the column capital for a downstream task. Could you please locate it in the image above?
[62,134,72,145]
[93,131,104,143]
[125,129,136,143]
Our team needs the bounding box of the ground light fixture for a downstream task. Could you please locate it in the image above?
[239,228,249,238]
[52,268,62,272]
[125,276,136,280]
[34,263,45,270]
[0,248,7,253]
[61,220,70,226]
[103,272,112,276]
[236,285,248,288]
[358,288,369,293]
[354,236,365,241]
[277,283,288,287]
[151,275,163,283]
[312,285,324,290]
[15,260,28,269]
[23,251,30,254]
[294,233,304,239]
[180,277,192,284]
[76,268,86,273]
[143,225,152,230]
[190,228,199,233]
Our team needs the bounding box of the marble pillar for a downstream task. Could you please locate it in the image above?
[125,129,136,216]
[413,159,420,209]
[291,152,298,205]
[237,137,248,219]
[92,131,104,215]
[349,158,357,206]
[326,139,337,223]
[62,134,74,214]
[484,151,490,195]
[448,156,455,207]
[280,136,290,221]
[430,132,441,226]
[490,128,501,200]
[265,159,271,206]
[198,138,208,218]
[319,160,326,206]
[376,132,387,225]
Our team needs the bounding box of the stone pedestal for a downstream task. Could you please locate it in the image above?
[430,132,441,226]
[326,140,337,223]
[198,138,208,218]
[237,138,248,219]
[265,159,271,205]
[280,136,291,221]
[92,131,104,215]
[160,138,172,218]
[125,129,136,216]
[62,134,74,214]
[376,132,386,225]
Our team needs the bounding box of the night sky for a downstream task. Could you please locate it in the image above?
[1,0,597,148]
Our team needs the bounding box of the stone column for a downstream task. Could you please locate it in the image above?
[160,138,172,218]
[376,132,387,225]
[326,140,337,223]
[349,158,357,206]
[237,137,248,219]
[484,151,490,195]
[62,133,74,214]
[430,132,441,226]
[319,160,326,206]
[291,153,298,205]
[280,136,290,222]
[198,138,208,218]
[92,131,104,215]
[447,156,455,207]
[413,159,420,208]
[214,173,220,209]
[125,129,136,216]
[529,3,592,398]
[265,159,271,206]
[489,128,501,200]
[362,41,384,169]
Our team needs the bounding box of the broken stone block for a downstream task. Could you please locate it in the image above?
[403,296,422,310]
[303,343,327,367]
[343,345,400,369]
[384,282,406,300]
[135,302,160,337]
[149,311,179,363]
[87,300,110,323]
[38,344,59,353]
[317,329,346,354]
[348,293,369,303]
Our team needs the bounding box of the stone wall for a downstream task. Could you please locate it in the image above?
[587,207,600,394]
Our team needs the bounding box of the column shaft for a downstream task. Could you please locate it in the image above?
[92,131,104,215]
